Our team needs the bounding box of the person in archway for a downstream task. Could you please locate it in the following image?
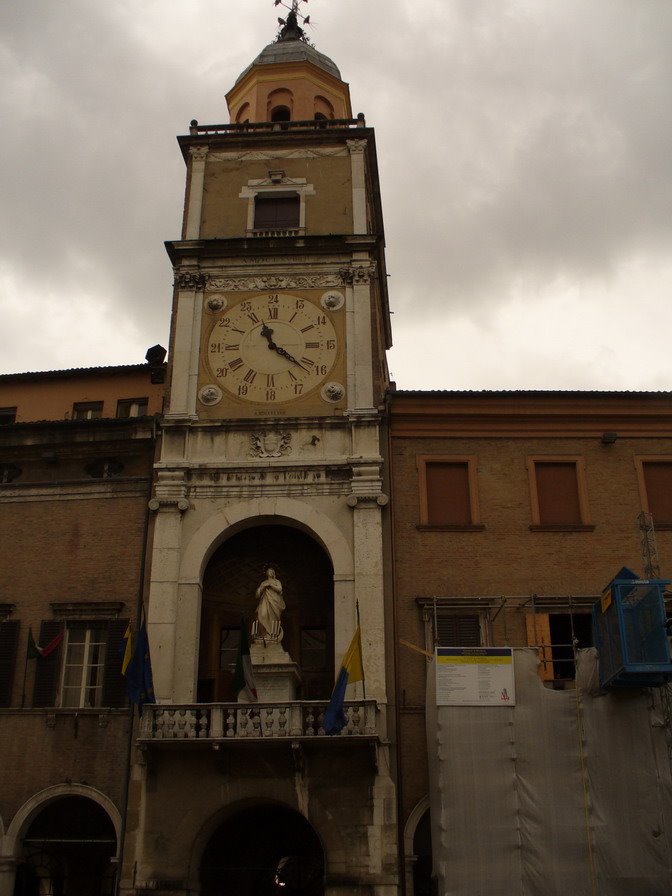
[254,567,286,641]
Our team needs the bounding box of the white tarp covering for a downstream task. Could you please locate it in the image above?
[426,648,672,896]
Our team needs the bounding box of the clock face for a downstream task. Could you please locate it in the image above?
[202,291,343,412]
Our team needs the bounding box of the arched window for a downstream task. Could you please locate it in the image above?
[271,105,291,123]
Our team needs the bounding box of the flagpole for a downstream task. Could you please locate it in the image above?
[21,636,30,708]
[356,600,366,700]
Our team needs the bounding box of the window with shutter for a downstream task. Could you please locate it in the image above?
[435,613,482,647]
[253,193,300,232]
[33,618,129,708]
[637,459,672,527]
[527,456,592,529]
[0,619,20,707]
[416,455,482,529]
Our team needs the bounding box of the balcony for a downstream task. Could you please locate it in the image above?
[137,699,379,744]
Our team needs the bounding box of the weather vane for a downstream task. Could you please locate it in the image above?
[274,0,313,41]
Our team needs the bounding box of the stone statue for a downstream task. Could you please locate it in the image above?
[254,568,285,641]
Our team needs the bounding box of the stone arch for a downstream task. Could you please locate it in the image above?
[186,797,328,894]
[5,783,122,858]
[404,796,432,896]
[181,498,354,585]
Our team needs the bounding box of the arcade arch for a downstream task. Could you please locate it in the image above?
[198,802,324,896]
[7,786,120,896]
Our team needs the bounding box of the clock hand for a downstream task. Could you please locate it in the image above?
[273,344,308,371]
[260,323,274,343]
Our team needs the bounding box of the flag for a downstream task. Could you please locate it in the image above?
[124,619,155,716]
[27,626,63,659]
[322,626,364,735]
[120,624,133,676]
[230,619,258,702]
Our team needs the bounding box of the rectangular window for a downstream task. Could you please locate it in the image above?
[435,612,482,647]
[254,193,300,231]
[527,457,591,528]
[0,407,17,425]
[636,458,672,527]
[60,624,107,708]
[417,456,482,528]
[33,618,128,708]
[116,397,149,418]
[72,401,104,420]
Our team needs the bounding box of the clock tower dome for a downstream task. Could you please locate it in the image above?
[124,9,397,895]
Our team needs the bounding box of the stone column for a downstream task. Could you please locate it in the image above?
[167,272,205,417]
[0,858,16,896]
[347,139,368,234]
[185,146,208,239]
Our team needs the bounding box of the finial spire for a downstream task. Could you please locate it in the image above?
[274,0,312,43]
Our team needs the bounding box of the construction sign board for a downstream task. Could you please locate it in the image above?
[436,647,515,706]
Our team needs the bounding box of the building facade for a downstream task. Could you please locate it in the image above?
[389,390,672,895]
[0,362,164,896]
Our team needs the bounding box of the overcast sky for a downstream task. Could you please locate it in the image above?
[2,0,671,390]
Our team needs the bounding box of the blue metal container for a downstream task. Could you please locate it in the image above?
[592,566,672,689]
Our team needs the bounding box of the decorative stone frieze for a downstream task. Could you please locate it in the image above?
[205,273,343,291]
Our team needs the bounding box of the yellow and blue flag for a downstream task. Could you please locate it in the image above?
[323,626,364,735]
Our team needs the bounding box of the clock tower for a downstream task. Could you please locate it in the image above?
[123,10,397,896]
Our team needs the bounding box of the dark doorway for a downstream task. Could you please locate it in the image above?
[200,804,324,896]
[15,796,116,896]
[199,525,334,701]
[412,809,433,896]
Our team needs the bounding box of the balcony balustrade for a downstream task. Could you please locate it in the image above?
[137,699,379,743]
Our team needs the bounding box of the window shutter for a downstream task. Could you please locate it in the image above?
[0,619,20,707]
[33,620,64,707]
[436,614,481,647]
[254,194,300,230]
[535,462,581,525]
[102,618,130,708]
[426,463,471,526]
[643,463,672,525]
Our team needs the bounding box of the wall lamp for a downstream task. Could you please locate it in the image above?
[601,432,618,445]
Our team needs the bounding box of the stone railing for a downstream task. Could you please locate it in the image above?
[138,700,378,742]
[188,115,366,137]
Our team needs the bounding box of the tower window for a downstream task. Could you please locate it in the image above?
[254,193,300,232]
[271,105,291,123]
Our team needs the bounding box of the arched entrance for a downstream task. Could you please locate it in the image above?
[198,525,334,701]
[200,804,324,896]
[13,796,117,895]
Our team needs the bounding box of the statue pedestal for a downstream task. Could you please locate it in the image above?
[249,640,302,702]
